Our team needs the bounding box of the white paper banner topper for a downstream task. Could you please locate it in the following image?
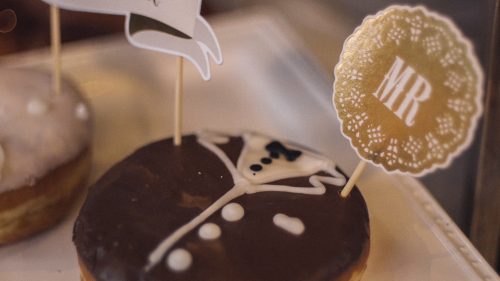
[43,0,222,80]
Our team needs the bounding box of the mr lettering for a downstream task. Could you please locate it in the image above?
[373,56,431,126]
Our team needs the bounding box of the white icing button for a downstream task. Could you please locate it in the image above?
[198,223,221,240]
[221,203,244,222]
[273,213,305,236]
[0,144,4,181]
[166,248,192,272]
[75,103,89,120]
[26,98,48,115]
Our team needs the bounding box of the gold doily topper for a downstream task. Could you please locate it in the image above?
[333,5,483,177]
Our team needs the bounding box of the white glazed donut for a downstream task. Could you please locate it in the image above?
[0,68,92,244]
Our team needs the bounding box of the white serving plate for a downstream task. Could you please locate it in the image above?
[0,10,497,281]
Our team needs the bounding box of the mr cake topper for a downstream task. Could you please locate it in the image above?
[41,0,222,80]
[333,5,483,176]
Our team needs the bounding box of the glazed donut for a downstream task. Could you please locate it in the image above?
[0,68,92,244]
[74,131,369,281]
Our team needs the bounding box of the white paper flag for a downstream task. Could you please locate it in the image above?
[42,0,222,80]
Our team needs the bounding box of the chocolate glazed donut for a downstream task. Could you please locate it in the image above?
[74,132,370,281]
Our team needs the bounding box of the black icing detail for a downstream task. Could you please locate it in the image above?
[265,141,302,162]
[270,151,280,159]
[250,164,263,172]
[261,157,272,165]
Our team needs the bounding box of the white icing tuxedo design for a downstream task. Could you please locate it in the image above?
[41,0,222,80]
[145,131,347,270]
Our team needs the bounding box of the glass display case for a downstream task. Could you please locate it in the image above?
[0,0,498,279]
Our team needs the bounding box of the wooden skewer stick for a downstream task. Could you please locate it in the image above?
[340,160,367,198]
[50,5,61,96]
[174,57,184,146]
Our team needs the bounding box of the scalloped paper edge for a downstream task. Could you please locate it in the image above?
[332,5,484,177]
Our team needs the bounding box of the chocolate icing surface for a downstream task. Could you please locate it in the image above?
[74,134,369,281]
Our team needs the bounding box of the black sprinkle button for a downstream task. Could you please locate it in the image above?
[250,164,263,172]
[261,158,272,164]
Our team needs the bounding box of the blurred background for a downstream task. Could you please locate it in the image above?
[0,0,497,272]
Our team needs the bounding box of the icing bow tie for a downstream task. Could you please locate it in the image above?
[265,141,302,162]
